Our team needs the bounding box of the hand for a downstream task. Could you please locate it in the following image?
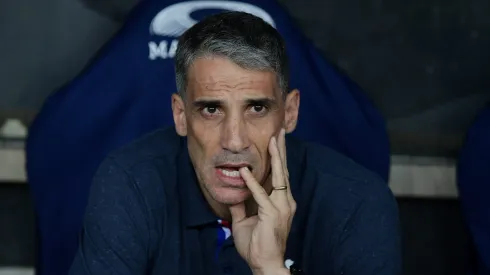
[229,128,296,275]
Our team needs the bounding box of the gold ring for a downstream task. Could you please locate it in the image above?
[273,186,288,191]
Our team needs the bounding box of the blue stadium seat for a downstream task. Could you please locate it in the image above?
[458,105,490,275]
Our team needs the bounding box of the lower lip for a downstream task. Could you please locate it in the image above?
[215,168,246,187]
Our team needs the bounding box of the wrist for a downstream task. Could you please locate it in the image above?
[252,266,290,275]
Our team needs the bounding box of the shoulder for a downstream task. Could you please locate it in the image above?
[287,137,401,272]
[287,134,388,191]
[92,127,183,225]
[287,135,396,220]
[107,127,183,170]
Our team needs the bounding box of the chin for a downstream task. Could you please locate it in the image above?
[211,186,251,205]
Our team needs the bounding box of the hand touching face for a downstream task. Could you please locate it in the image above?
[229,128,296,275]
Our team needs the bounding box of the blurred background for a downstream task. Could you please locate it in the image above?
[1,0,489,274]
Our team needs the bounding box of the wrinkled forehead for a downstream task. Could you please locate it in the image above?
[186,57,280,100]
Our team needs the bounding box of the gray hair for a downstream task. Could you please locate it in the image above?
[174,11,289,99]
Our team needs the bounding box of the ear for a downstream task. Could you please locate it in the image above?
[171,93,187,136]
[284,89,300,133]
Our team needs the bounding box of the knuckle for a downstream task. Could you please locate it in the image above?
[290,202,297,214]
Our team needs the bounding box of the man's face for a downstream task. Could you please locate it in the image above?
[172,57,299,206]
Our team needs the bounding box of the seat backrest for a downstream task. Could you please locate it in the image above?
[457,104,490,274]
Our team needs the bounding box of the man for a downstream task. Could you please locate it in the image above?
[29,2,390,273]
[69,11,400,275]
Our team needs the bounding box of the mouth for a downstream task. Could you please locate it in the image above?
[215,163,253,184]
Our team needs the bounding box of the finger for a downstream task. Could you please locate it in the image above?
[278,128,295,206]
[229,202,247,224]
[239,167,274,210]
[278,128,288,174]
[268,136,289,207]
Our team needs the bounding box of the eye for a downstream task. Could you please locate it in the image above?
[252,105,264,112]
[249,104,268,115]
[200,105,222,118]
[203,106,218,114]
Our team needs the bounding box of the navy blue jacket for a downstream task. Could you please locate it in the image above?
[69,127,400,275]
[26,1,390,274]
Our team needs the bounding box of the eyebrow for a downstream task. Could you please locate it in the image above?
[192,99,222,109]
[192,97,278,109]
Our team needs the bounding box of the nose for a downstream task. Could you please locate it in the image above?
[220,114,250,153]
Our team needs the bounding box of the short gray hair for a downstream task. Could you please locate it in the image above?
[174,11,289,99]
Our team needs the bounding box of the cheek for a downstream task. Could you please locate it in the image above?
[246,122,281,174]
[188,121,221,165]
[247,118,279,146]
[191,112,223,130]
[247,127,274,163]
[246,109,283,135]
[189,115,221,138]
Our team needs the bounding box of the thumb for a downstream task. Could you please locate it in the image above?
[229,202,247,224]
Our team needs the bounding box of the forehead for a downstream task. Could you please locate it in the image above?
[186,57,278,99]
